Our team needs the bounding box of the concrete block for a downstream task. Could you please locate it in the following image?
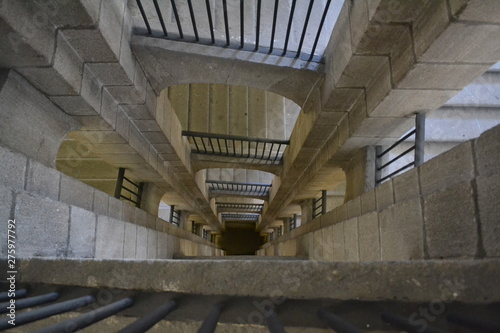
[86,63,132,86]
[321,226,334,261]
[411,0,449,58]
[393,167,419,203]
[358,212,380,262]
[454,0,500,23]
[419,141,475,196]
[421,22,500,63]
[50,95,96,116]
[475,124,500,177]
[107,197,123,220]
[135,208,147,227]
[397,63,491,90]
[0,146,27,191]
[68,206,96,258]
[327,1,352,86]
[92,190,108,216]
[379,198,424,261]
[60,175,94,211]
[369,88,460,118]
[123,222,137,259]
[147,229,158,259]
[53,31,85,93]
[346,197,361,218]
[16,66,77,96]
[0,186,13,257]
[157,232,169,259]
[95,216,124,259]
[136,226,148,259]
[332,222,345,261]
[79,0,102,24]
[15,193,69,257]
[98,0,126,58]
[477,173,500,257]
[360,189,376,214]
[121,202,135,223]
[26,160,60,200]
[424,182,478,258]
[335,203,348,222]
[376,179,394,211]
[343,218,359,262]
[100,88,118,129]
[80,64,103,113]
[60,29,115,62]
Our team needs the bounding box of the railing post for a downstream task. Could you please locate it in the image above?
[114,168,126,199]
[169,205,175,225]
[414,112,426,167]
[374,146,383,186]
[321,190,327,215]
[136,182,144,208]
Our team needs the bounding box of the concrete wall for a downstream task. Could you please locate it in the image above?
[258,124,500,261]
[0,144,223,260]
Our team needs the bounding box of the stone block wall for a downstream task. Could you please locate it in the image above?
[258,124,500,260]
[0,145,223,260]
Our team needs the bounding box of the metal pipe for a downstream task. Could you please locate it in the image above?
[321,190,327,215]
[317,308,363,333]
[377,162,415,183]
[377,145,416,171]
[266,311,286,333]
[374,146,383,186]
[0,292,59,314]
[118,300,177,333]
[114,167,126,199]
[0,288,27,302]
[377,129,416,158]
[197,303,223,333]
[446,312,500,333]
[414,112,426,167]
[240,0,244,48]
[36,298,133,333]
[0,295,95,330]
[381,311,446,333]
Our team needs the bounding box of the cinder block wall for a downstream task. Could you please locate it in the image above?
[258,124,500,261]
[0,145,223,260]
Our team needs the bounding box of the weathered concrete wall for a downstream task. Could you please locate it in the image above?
[0,144,223,260]
[258,124,500,260]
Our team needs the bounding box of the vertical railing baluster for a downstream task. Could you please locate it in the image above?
[114,167,126,199]
[255,0,262,51]
[282,0,297,56]
[296,0,315,59]
[193,136,201,153]
[205,0,215,44]
[170,0,184,39]
[222,0,230,46]
[187,0,199,41]
[308,0,331,61]
[269,0,279,53]
[153,0,168,36]
[136,0,152,35]
[240,0,244,48]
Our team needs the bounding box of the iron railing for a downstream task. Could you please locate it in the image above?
[183,131,289,164]
[114,168,144,207]
[169,205,181,226]
[216,202,264,213]
[202,228,208,239]
[221,213,260,221]
[289,214,298,231]
[135,0,334,62]
[312,190,327,219]
[375,113,425,185]
[191,221,198,235]
[207,180,271,197]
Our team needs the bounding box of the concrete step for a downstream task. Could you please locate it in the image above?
[445,69,500,107]
[6,258,500,303]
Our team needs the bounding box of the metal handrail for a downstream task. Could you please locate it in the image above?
[222,213,260,221]
[114,168,144,207]
[207,180,271,197]
[216,202,264,212]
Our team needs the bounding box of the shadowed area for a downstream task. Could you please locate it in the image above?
[219,225,262,255]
